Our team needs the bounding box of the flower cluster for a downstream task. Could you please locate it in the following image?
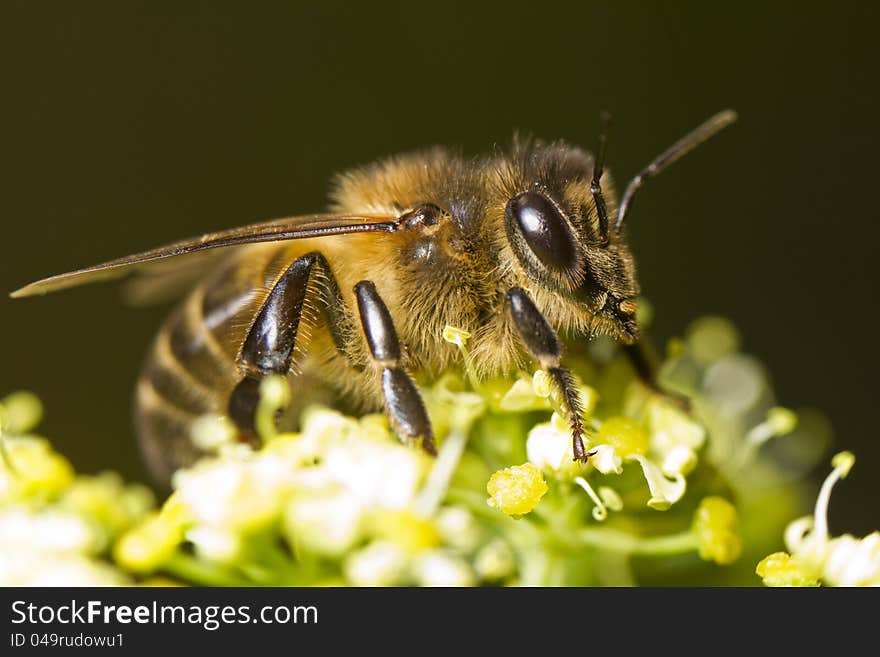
[0,392,154,585]
[1,313,873,586]
[757,452,880,586]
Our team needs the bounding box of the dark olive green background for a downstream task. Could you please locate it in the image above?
[2,2,877,533]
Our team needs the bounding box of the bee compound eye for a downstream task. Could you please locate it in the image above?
[505,191,580,276]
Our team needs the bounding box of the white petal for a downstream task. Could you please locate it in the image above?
[186,527,243,563]
[822,532,880,587]
[412,550,476,587]
[662,445,698,476]
[784,516,815,554]
[435,507,480,552]
[344,541,409,586]
[323,441,424,508]
[591,445,623,475]
[284,492,364,557]
[633,455,686,510]
[598,486,623,512]
[526,421,584,480]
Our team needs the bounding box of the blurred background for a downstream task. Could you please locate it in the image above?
[1,2,877,533]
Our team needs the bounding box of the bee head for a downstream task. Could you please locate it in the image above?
[495,138,640,343]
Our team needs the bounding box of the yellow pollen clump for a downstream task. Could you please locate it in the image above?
[486,463,548,516]
[756,552,820,587]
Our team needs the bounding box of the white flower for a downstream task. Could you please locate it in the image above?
[344,541,409,586]
[763,451,880,587]
[662,444,698,477]
[0,507,125,586]
[322,440,426,509]
[822,533,880,586]
[526,415,588,480]
[591,444,623,475]
[631,456,686,511]
[0,551,128,586]
[435,506,480,552]
[284,491,365,557]
[474,539,516,581]
[174,456,287,531]
[0,507,102,554]
[186,526,244,563]
[412,550,476,587]
[592,414,689,510]
[190,414,237,451]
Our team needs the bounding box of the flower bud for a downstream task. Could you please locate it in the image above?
[766,407,798,436]
[694,496,742,565]
[0,391,43,434]
[114,513,183,573]
[0,437,74,504]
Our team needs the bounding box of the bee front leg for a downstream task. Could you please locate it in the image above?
[354,281,436,456]
[505,287,590,462]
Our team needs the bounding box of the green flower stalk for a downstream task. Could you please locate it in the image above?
[0,313,869,586]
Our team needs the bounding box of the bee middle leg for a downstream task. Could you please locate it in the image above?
[228,251,347,436]
[354,280,436,456]
[505,287,590,462]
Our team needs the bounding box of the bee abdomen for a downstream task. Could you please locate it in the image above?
[135,279,253,484]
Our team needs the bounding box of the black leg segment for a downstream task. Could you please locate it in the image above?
[506,287,589,461]
[355,280,436,455]
[505,287,562,368]
[229,251,348,434]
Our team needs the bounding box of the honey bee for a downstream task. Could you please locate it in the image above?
[11,110,736,485]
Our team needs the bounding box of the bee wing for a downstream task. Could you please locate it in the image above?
[10,213,398,298]
[120,248,236,306]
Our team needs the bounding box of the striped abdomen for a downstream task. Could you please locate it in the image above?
[134,243,305,483]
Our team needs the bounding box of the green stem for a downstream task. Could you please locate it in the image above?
[568,527,699,555]
[414,429,469,517]
[162,553,252,586]
[449,487,698,557]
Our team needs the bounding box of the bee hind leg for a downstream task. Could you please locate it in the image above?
[229,251,347,438]
[505,287,591,462]
[354,280,436,456]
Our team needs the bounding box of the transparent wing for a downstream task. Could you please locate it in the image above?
[120,248,234,306]
[10,213,398,298]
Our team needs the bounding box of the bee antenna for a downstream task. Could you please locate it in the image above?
[614,109,738,233]
[590,110,612,238]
